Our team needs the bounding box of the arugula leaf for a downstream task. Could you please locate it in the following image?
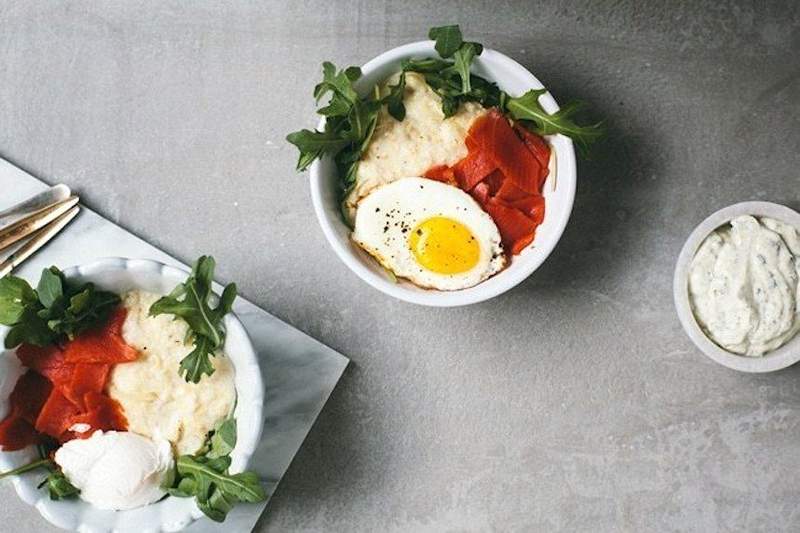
[178,336,216,384]
[400,57,452,73]
[428,25,463,58]
[452,42,483,94]
[0,457,51,480]
[288,61,403,201]
[505,90,605,156]
[288,24,604,197]
[316,64,364,119]
[287,61,379,187]
[167,418,267,523]
[382,72,406,121]
[5,307,54,348]
[36,267,63,309]
[403,30,491,117]
[343,99,381,143]
[38,468,80,500]
[43,283,120,340]
[313,62,361,105]
[149,256,237,383]
[0,456,80,501]
[0,268,119,349]
[286,127,350,171]
[201,487,233,522]
[0,276,38,326]
[208,418,237,459]
[413,25,604,152]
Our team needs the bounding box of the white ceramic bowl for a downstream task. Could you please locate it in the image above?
[0,258,264,532]
[674,202,800,372]
[309,41,577,307]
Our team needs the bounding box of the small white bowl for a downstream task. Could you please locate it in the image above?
[0,257,264,532]
[674,202,800,372]
[309,41,577,307]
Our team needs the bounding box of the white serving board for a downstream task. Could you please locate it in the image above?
[0,158,349,532]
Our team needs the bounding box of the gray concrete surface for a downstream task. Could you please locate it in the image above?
[1,1,799,531]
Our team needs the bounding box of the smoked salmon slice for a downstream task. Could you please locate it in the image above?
[9,371,53,425]
[452,149,497,191]
[424,165,457,185]
[483,198,539,255]
[482,169,506,196]
[35,389,81,441]
[16,344,74,385]
[514,123,551,182]
[0,416,42,451]
[63,364,111,410]
[469,109,542,193]
[488,111,543,194]
[507,194,546,225]
[70,392,128,437]
[494,178,532,203]
[1,306,135,449]
[63,307,138,364]
[425,107,551,257]
[470,182,490,205]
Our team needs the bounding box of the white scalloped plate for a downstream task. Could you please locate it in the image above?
[0,258,265,532]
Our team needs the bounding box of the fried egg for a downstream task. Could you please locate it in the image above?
[352,177,506,290]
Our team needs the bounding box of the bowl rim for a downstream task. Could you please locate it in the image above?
[673,201,800,373]
[308,40,577,307]
[0,257,265,532]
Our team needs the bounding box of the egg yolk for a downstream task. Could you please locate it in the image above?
[409,217,481,274]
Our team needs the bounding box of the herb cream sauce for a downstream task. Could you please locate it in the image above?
[689,215,800,356]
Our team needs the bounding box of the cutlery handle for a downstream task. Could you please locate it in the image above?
[0,206,80,277]
[0,196,79,254]
[0,184,71,230]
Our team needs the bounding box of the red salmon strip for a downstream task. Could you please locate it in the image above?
[0,306,137,450]
[63,307,138,364]
[424,107,551,256]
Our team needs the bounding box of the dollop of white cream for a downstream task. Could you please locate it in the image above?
[54,431,174,511]
[689,215,800,356]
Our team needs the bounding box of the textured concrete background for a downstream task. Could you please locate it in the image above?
[1,1,800,532]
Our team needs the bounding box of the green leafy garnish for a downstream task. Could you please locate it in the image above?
[428,25,463,58]
[287,24,604,197]
[167,418,266,523]
[208,417,237,459]
[285,126,349,170]
[149,256,237,384]
[287,62,386,200]
[412,24,604,149]
[505,90,605,157]
[38,466,81,500]
[0,451,80,501]
[452,42,483,94]
[0,457,51,481]
[0,276,38,324]
[0,267,120,349]
[314,62,361,114]
[402,24,493,118]
[383,72,407,121]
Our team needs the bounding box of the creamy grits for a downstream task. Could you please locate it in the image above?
[689,215,800,356]
[108,290,236,454]
[344,72,488,222]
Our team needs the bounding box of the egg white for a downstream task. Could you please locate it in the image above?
[352,176,506,290]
